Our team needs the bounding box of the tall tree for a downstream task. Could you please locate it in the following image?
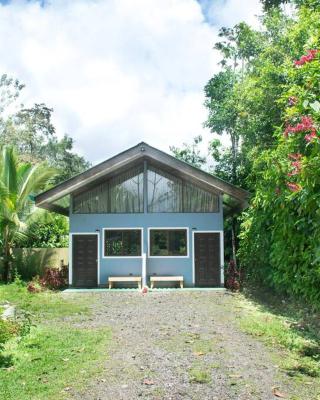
[170,135,207,169]
[0,74,90,183]
[205,69,240,185]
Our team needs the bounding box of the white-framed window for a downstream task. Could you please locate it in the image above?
[103,228,143,258]
[148,227,189,258]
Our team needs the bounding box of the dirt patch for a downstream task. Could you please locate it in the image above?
[67,291,317,400]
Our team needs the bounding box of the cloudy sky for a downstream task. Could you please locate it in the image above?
[0,0,262,163]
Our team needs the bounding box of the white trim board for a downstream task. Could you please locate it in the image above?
[147,227,190,258]
[69,232,100,286]
[102,227,144,259]
[192,230,224,286]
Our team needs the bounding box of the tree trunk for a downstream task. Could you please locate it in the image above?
[3,247,11,283]
[231,216,237,268]
[3,259,10,283]
[2,230,12,283]
[230,134,239,185]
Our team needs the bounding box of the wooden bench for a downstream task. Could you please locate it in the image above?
[150,276,184,289]
[108,276,142,289]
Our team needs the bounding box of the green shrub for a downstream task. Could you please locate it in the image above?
[239,21,320,308]
[0,319,19,349]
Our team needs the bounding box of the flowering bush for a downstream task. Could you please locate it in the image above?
[40,265,68,290]
[294,49,318,66]
[225,260,240,291]
[284,115,317,140]
[239,7,320,307]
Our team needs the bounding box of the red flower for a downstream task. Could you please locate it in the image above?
[287,159,302,177]
[286,182,302,192]
[291,161,301,169]
[294,49,319,66]
[288,153,302,160]
[284,116,317,141]
[301,116,314,128]
[305,130,317,142]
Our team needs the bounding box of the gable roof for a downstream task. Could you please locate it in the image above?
[34,142,249,215]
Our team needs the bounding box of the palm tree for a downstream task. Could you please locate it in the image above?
[0,146,56,282]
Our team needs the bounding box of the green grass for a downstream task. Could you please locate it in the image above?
[189,363,211,383]
[192,338,214,355]
[236,294,320,378]
[0,283,111,400]
[0,282,90,321]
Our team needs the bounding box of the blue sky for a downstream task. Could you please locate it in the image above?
[0,0,46,5]
[0,0,45,5]
[0,0,262,163]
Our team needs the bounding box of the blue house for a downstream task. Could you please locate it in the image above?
[35,142,248,288]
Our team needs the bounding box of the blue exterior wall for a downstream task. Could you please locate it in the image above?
[69,196,224,287]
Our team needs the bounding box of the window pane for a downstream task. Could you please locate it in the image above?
[104,230,141,256]
[73,182,109,214]
[147,165,219,213]
[150,230,169,256]
[150,229,187,256]
[109,168,144,213]
[148,167,183,212]
[73,165,144,214]
[183,182,219,212]
[169,230,187,256]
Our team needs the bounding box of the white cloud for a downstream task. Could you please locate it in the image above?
[0,0,261,163]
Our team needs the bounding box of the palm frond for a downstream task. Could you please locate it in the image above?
[17,163,32,193]
[17,163,57,213]
[2,146,18,196]
[0,180,9,202]
[0,146,57,256]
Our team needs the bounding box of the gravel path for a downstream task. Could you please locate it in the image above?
[68,290,307,400]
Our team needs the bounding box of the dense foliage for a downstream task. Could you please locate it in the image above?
[239,18,320,305]
[23,213,68,248]
[0,147,56,281]
[178,0,320,306]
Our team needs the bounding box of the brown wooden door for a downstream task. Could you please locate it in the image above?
[72,234,98,287]
[194,232,221,287]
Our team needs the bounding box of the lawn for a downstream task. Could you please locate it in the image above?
[0,282,111,400]
[237,288,320,381]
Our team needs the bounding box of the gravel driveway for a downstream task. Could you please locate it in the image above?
[68,290,309,400]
